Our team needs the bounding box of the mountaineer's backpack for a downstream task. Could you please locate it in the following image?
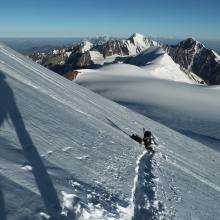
[143,130,152,147]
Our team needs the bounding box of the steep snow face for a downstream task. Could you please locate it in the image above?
[129,33,145,45]
[1,44,220,220]
[89,51,104,65]
[0,43,146,219]
[127,47,201,83]
[76,64,220,140]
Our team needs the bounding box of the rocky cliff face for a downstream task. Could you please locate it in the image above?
[164,38,220,85]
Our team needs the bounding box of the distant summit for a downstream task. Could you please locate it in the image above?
[125,33,160,55]
[127,33,145,45]
[178,38,199,48]
[130,32,145,38]
[164,38,220,84]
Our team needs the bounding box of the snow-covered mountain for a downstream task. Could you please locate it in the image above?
[1,43,220,220]
[164,38,220,84]
[29,35,220,85]
[124,33,160,55]
[125,47,203,83]
[94,33,160,57]
[29,33,160,76]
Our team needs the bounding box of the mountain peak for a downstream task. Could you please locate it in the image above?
[129,33,145,40]
[165,37,220,84]
[178,38,204,50]
[80,41,93,53]
[127,33,146,47]
[179,38,197,48]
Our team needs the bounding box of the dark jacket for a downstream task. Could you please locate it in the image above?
[143,131,152,147]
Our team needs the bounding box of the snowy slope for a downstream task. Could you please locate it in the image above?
[89,51,104,65]
[76,47,200,85]
[75,65,220,220]
[1,44,220,220]
[127,47,202,83]
[0,43,147,220]
[75,66,220,219]
[76,65,220,219]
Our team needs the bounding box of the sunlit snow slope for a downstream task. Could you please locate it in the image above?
[0,44,220,220]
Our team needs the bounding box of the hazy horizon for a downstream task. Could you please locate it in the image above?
[1,35,220,54]
[0,0,220,41]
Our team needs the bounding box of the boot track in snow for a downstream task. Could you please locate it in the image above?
[131,150,165,220]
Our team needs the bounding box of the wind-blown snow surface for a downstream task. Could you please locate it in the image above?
[1,44,220,220]
[0,44,146,220]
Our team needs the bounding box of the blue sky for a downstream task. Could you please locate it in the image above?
[0,0,219,40]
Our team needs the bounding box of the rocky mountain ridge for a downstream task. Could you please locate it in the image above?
[29,34,220,85]
[30,33,159,75]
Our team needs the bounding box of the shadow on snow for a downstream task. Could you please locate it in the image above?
[0,71,65,220]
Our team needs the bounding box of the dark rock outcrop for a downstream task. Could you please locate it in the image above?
[63,70,79,80]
